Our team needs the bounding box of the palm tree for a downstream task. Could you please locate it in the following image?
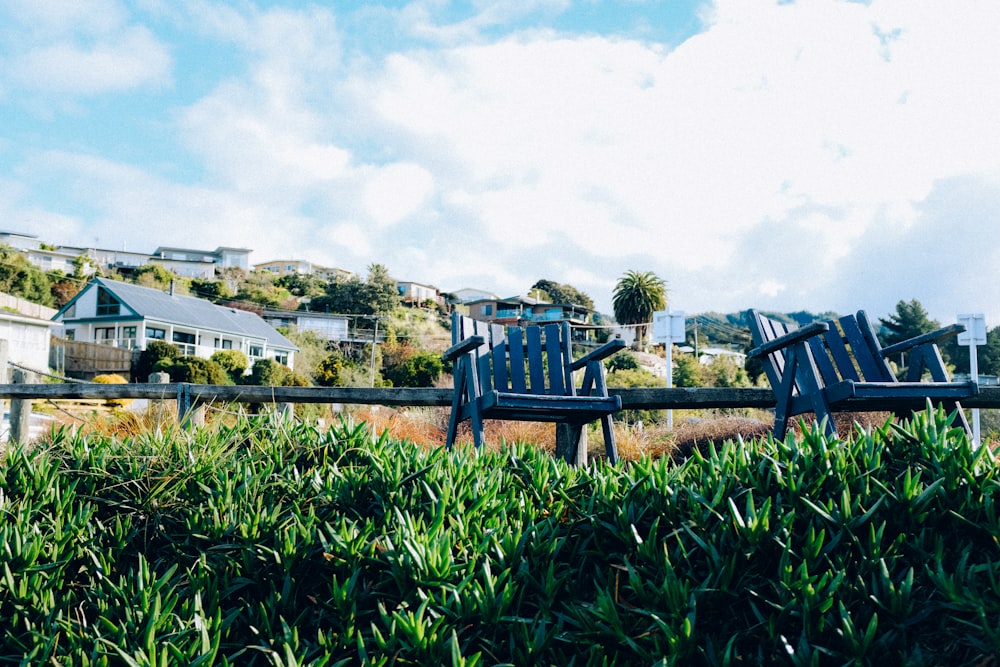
[612,270,667,348]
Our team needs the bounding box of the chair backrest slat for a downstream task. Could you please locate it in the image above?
[544,324,566,395]
[525,326,546,393]
[839,315,894,382]
[451,315,582,398]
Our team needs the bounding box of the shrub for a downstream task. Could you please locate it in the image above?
[160,356,231,385]
[210,349,248,383]
[133,340,179,381]
[248,358,288,386]
[91,373,131,408]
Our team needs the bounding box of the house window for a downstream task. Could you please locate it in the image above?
[248,344,263,357]
[96,287,121,316]
[122,326,138,349]
[65,329,75,341]
[95,327,115,343]
[172,332,196,345]
[64,303,76,318]
[274,353,288,365]
[147,327,166,340]
[222,339,233,349]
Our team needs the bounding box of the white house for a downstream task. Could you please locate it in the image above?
[53,278,297,369]
[0,293,60,375]
[262,309,350,342]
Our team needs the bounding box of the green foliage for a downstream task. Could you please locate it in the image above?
[385,350,443,387]
[673,351,704,388]
[879,298,944,366]
[248,358,289,386]
[275,272,326,299]
[189,278,232,302]
[310,263,400,316]
[236,271,294,310]
[381,331,444,387]
[133,340,180,382]
[0,244,54,306]
[160,356,231,385]
[606,349,640,373]
[210,349,249,383]
[133,264,178,291]
[705,354,752,387]
[531,279,594,309]
[1,408,997,664]
[280,328,328,384]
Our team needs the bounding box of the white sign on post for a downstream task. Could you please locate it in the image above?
[652,310,686,344]
[653,309,686,429]
[957,313,987,346]
[957,313,986,448]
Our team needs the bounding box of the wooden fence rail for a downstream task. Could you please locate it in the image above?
[5,382,1000,462]
[7,383,1000,409]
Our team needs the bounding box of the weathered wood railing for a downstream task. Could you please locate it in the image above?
[6,381,1000,461]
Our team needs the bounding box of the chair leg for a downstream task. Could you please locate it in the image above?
[600,415,618,464]
[470,407,486,450]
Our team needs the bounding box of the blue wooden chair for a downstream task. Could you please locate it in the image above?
[444,313,625,462]
[748,309,978,438]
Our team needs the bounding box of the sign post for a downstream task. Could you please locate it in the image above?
[957,313,987,448]
[653,309,686,429]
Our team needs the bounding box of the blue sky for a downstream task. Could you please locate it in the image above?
[3,0,1000,325]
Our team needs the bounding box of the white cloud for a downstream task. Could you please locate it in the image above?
[362,163,435,227]
[10,26,171,94]
[5,0,1000,324]
[1,0,171,96]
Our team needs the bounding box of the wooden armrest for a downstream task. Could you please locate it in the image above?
[880,323,965,357]
[570,339,627,371]
[443,335,485,362]
[748,321,829,359]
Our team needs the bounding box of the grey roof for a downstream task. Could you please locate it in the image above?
[95,278,297,351]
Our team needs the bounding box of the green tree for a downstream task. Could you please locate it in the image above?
[0,245,54,306]
[612,270,667,348]
[190,278,232,302]
[607,350,640,373]
[276,273,326,300]
[236,272,294,310]
[133,265,178,291]
[705,355,751,388]
[310,264,400,316]
[673,351,704,388]
[879,299,939,346]
[942,325,1000,377]
[530,279,594,309]
[879,299,944,365]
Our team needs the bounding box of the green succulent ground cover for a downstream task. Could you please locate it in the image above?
[1,408,999,666]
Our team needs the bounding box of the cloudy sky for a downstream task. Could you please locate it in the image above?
[2,0,999,325]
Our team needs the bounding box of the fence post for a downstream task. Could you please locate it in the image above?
[555,424,587,466]
[149,372,170,429]
[10,368,35,444]
[0,340,7,421]
[176,384,206,430]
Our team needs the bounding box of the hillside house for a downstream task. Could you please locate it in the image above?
[53,278,297,370]
[253,259,350,282]
[262,309,350,342]
[397,281,441,307]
